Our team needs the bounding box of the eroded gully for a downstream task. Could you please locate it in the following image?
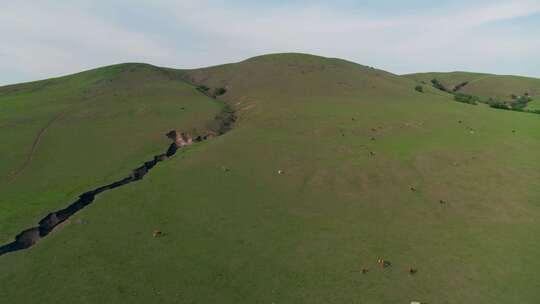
[0,99,235,256]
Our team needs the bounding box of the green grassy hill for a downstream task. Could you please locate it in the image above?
[406,71,540,100]
[0,64,224,242]
[1,53,540,303]
[459,75,540,100]
[406,71,491,91]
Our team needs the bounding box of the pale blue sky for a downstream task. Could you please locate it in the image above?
[1,0,539,85]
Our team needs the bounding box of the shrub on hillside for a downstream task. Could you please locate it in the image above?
[512,96,532,110]
[431,79,448,92]
[489,101,510,110]
[454,93,478,105]
[487,95,538,114]
[197,85,210,93]
[453,81,469,92]
[214,87,227,96]
[415,85,424,93]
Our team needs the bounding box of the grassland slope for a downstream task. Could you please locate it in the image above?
[0,64,224,242]
[1,53,540,303]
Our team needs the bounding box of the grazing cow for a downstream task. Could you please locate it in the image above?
[153,230,162,238]
[377,258,389,268]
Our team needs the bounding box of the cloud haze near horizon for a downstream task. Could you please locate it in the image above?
[1,0,539,85]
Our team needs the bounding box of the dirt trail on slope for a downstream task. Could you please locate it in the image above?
[7,111,67,183]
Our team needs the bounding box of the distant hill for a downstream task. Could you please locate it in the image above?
[406,71,540,100]
[2,53,540,304]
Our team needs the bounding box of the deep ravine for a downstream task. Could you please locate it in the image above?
[0,101,235,257]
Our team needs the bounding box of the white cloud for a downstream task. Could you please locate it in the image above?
[161,0,540,76]
[0,2,177,83]
[0,0,539,85]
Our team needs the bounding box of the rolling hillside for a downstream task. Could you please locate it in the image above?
[0,64,224,243]
[1,53,540,304]
[406,71,540,100]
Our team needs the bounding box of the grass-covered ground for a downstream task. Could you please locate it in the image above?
[1,53,540,303]
[526,99,540,111]
[0,64,224,243]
